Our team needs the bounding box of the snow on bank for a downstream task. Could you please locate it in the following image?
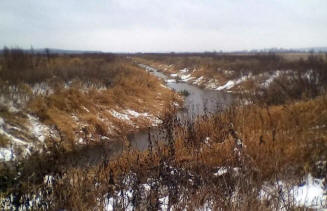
[180,68,189,73]
[32,82,54,96]
[0,96,19,113]
[0,148,14,161]
[213,167,241,177]
[28,114,49,143]
[260,174,327,209]
[138,64,157,72]
[216,75,248,91]
[0,117,32,161]
[181,74,194,82]
[168,72,194,82]
[109,110,131,121]
[291,175,326,209]
[110,109,162,126]
[166,79,176,83]
[261,70,282,88]
[0,113,52,161]
[193,76,204,85]
[165,65,251,91]
[0,125,29,146]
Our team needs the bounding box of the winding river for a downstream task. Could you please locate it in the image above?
[52,64,233,167]
[128,64,233,150]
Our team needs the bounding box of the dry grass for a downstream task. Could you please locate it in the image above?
[134,52,327,96]
[0,135,10,147]
[24,59,180,147]
[0,48,180,149]
[2,92,326,210]
[1,50,326,210]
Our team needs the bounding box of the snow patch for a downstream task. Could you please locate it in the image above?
[193,76,204,85]
[109,110,130,121]
[78,138,84,144]
[181,74,195,82]
[28,114,49,143]
[126,109,142,118]
[213,167,240,177]
[291,175,326,209]
[214,167,228,176]
[0,148,14,161]
[81,106,90,113]
[216,80,235,91]
[32,83,53,96]
[159,196,169,210]
[0,127,29,146]
[166,79,176,83]
[110,109,162,126]
[216,76,248,91]
[180,68,189,73]
[260,174,327,209]
[181,74,191,80]
[206,79,219,89]
[0,97,19,113]
[147,115,163,126]
[261,71,282,88]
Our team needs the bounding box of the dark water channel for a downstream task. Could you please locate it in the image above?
[128,64,233,151]
[50,64,233,168]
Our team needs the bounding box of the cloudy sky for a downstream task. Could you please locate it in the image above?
[0,0,326,52]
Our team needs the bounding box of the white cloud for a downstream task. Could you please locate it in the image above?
[0,0,326,51]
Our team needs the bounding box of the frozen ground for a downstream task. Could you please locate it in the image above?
[260,174,327,210]
[110,109,162,126]
[156,64,311,93]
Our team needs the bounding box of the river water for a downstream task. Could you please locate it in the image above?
[128,64,233,150]
[59,64,233,167]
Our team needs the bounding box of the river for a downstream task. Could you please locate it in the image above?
[128,64,233,150]
[70,64,233,166]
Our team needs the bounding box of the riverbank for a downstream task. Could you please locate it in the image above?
[133,53,327,97]
[0,50,181,161]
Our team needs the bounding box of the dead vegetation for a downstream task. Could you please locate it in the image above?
[134,52,327,95]
[0,50,326,210]
[0,48,179,152]
[1,89,326,210]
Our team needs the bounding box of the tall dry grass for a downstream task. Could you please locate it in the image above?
[1,92,326,210]
[1,50,326,210]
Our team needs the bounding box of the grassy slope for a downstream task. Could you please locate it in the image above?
[0,51,180,152]
[134,53,327,94]
[5,93,325,210]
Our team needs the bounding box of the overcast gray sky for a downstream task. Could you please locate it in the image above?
[0,0,326,52]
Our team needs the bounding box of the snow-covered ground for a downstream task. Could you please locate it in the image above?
[260,174,327,210]
[0,117,32,161]
[0,148,14,161]
[140,62,276,95]
[261,70,282,88]
[166,79,176,83]
[153,63,310,93]
[32,82,54,96]
[28,114,50,143]
[110,109,162,126]
[0,108,51,161]
[216,75,250,91]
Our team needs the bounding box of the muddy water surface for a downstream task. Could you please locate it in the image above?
[75,64,233,165]
[128,64,233,150]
